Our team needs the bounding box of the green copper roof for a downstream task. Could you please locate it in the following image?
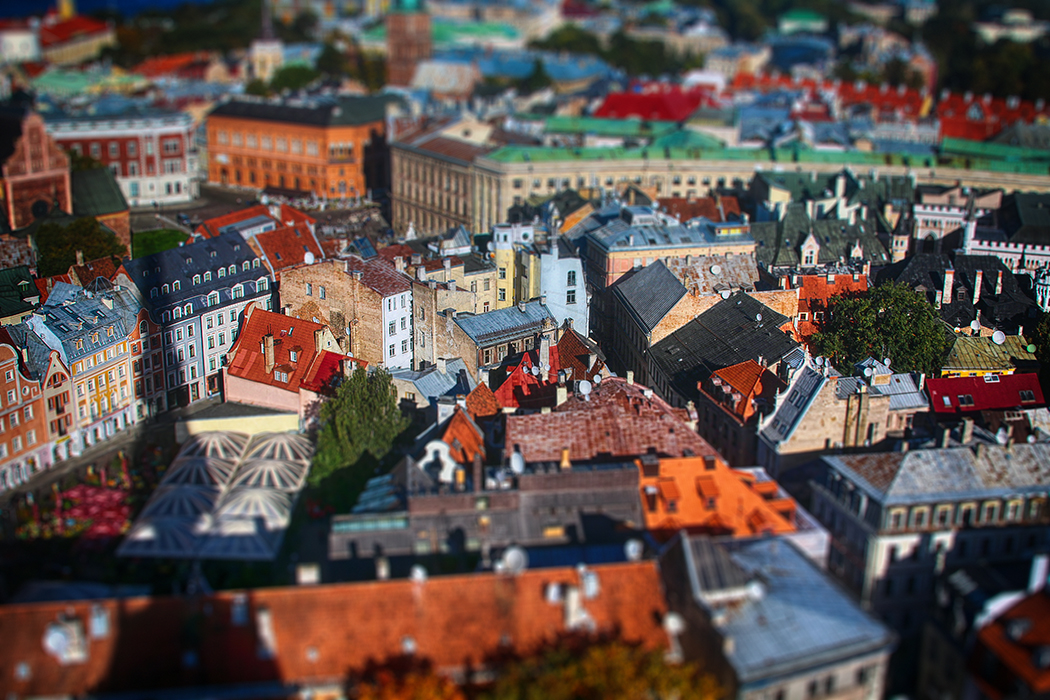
[544,116,679,138]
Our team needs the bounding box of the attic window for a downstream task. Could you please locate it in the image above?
[275,252,283,261]
[1021,390,1036,403]
[984,374,999,383]
[942,396,952,407]
[958,394,974,407]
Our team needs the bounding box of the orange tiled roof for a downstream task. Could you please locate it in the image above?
[132,51,211,78]
[0,562,668,698]
[69,256,120,287]
[195,204,272,239]
[442,406,485,464]
[39,15,110,47]
[256,224,324,274]
[505,377,717,463]
[226,307,346,393]
[657,196,741,223]
[972,590,1050,699]
[708,360,785,422]
[493,331,604,410]
[638,456,797,541]
[464,381,501,420]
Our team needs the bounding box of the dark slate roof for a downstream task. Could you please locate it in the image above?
[27,283,140,365]
[0,265,36,319]
[71,168,128,217]
[121,232,267,315]
[208,95,391,127]
[876,252,1035,332]
[4,323,52,381]
[611,261,687,334]
[751,202,890,270]
[650,292,799,400]
[1000,192,1050,245]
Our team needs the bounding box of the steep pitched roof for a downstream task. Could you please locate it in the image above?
[441,406,485,464]
[464,381,501,420]
[972,590,1050,699]
[453,301,555,346]
[0,561,668,698]
[226,307,346,393]
[254,224,324,274]
[611,261,687,334]
[71,168,128,217]
[797,272,868,339]
[942,335,1038,375]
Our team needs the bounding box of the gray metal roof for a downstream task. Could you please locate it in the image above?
[824,443,1050,505]
[26,283,140,364]
[453,300,555,346]
[683,536,894,686]
[611,261,686,334]
[760,365,828,444]
[390,358,476,399]
[586,216,754,254]
[835,373,928,411]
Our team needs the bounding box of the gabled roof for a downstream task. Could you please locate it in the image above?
[69,256,120,287]
[658,196,741,223]
[750,202,890,270]
[942,335,1038,375]
[390,358,475,401]
[441,406,485,464]
[824,444,1050,505]
[611,261,686,334]
[254,224,324,274]
[342,256,413,298]
[650,293,799,399]
[453,300,555,347]
[759,364,828,445]
[38,15,111,47]
[0,560,668,698]
[708,359,786,421]
[226,307,347,394]
[927,373,1045,414]
[464,381,501,420]
[973,590,1050,698]
[505,376,718,464]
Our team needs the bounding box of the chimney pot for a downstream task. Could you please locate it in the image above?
[314,328,325,354]
[448,279,457,292]
[973,269,984,306]
[436,357,447,374]
[626,370,634,385]
[556,384,567,405]
[518,301,526,313]
[559,447,571,470]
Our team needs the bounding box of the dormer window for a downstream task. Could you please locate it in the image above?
[218,268,226,279]
[208,292,219,307]
[204,272,212,282]
[173,307,182,320]
[253,259,260,268]
[242,261,250,271]
[162,283,170,294]
[193,275,201,285]
[173,280,181,292]
[258,278,269,291]
[289,350,298,363]
[150,288,158,298]
[228,265,235,276]
[232,284,244,300]
[183,303,192,316]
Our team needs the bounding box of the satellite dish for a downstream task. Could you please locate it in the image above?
[43,626,70,657]
[815,356,824,367]
[863,367,873,377]
[992,330,1007,345]
[592,374,602,384]
[501,546,529,574]
[260,194,270,205]
[410,565,428,583]
[579,380,593,396]
[543,364,551,372]
[710,264,722,275]
[756,313,763,322]
[624,539,644,562]
[720,290,731,299]
[531,365,540,376]
[509,452,525,474]
[303,251,315,265]
[883,358,891,367]
[970,320,981,332]
[1028,344,1037,354]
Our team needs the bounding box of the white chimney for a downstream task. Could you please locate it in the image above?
[1029,554,1049,593]
[973,269,983,306]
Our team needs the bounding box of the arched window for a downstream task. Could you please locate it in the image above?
[218,268,226,279]
[242,261,250,271]
[183,303,192,316]
[193,275,201,285]
[173,307,181,320]
[253,259,260,268]
[208,292,219,307]
[232,284,244,300]
[228,265,235,276]
[204,271,212,282]
[258,277,269,291]
[139,320,148,335]
[150,288,158,298]
[172,280,181,292]
[162,283,169,294]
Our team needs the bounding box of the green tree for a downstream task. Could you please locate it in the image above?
[245,78,270,96]
[811,281,950,376]
[528,24,604,56]
[269,64,321,92]
[354,669,466,700]
[311,367,409,487]
[484,640,720,700]
[34,217,127,278]
[65,148,105,172]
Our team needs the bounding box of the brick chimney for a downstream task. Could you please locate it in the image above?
[394,256,405,273]
[437,357,447,374]
[263,333,275,373]
[972,269,983,306]
[539,335,550,368]
[314,328,325,354]
[942,266,954,305]
[559,447,571,470]
[518,301,526,313]
[417,266,427,282]
[556,384,567,405]
[995,269,1003,296]
[473,453,484,492]
[448,279,456,292]
[75,250,84,266]
[626,370,634,385]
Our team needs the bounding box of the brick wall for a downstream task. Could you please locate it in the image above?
[280,261,387,367]
[411,281,476,369]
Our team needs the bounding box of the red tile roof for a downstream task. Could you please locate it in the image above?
[0,562,669,697]
[708,360,785,422]
[797,273,868,341]
[38,15,111,48]
[926,373,1045,414]
[657,196,741,223]
[505,377,718,463]
[256,224,324,275]
[195,204,316,240]
[493,331,604,410]
[343,256,413,297]
[937,92,1050,141]
[414,136,493,164]
[971,590,1050,699]
[68,256,120,287]
[226,307,349,393]
[594,88,712,122]
[132,51,212,78]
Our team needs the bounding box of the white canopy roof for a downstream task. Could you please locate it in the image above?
[228,459,308,491]
[177,432,250,461]
[140,486,221,520]
[163,457,237,488]
[215,487,293,530]
[244,432,314,465]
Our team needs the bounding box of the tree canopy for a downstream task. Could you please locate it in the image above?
[311,367,409,487]
[483,640,720,700]
[354,670,466,700]
[810,281,950,376]
[269,64,321,93]
[34,217,127,278]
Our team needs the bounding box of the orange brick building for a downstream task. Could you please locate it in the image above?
[206,96,390,200]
